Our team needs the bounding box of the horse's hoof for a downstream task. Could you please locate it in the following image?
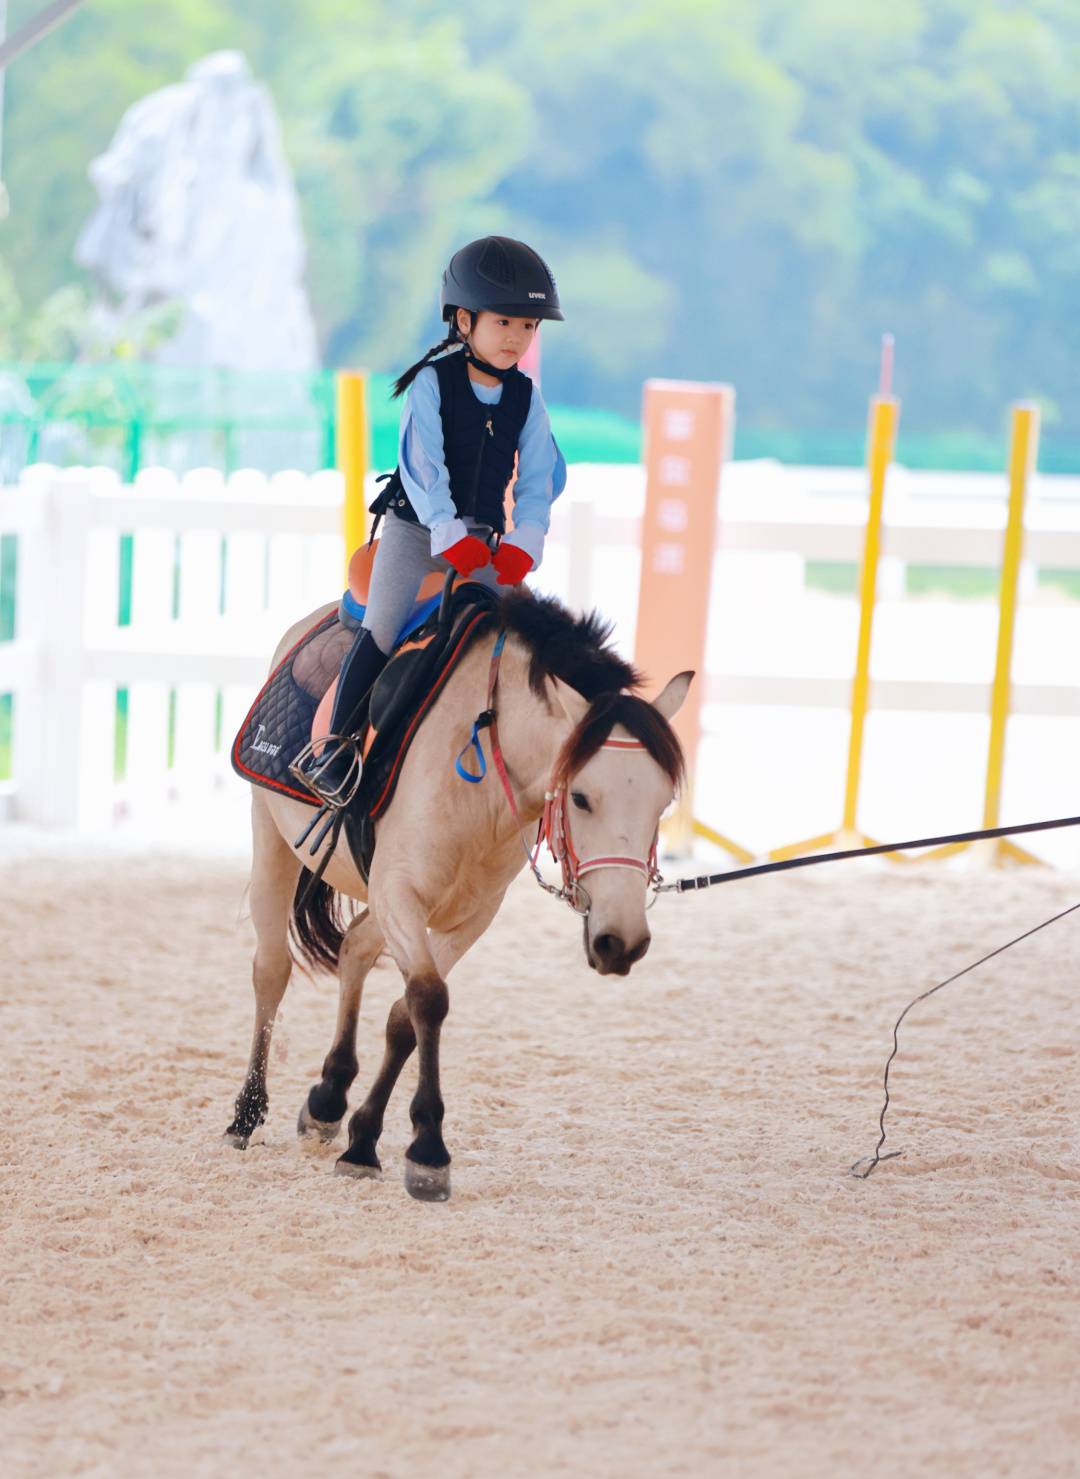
[222,1129,250,1150]
[297,1100,342,1143]
[404,1161,451,1202]
[334,1156,382,1181]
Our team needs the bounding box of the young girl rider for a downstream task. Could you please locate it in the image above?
[300,234,567,803]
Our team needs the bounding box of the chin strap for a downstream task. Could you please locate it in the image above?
[465,348,514,380]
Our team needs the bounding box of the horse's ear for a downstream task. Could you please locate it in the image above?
[547,676,590,726]
[653,671,694,721]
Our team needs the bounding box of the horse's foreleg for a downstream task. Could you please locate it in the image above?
[337,889,505,1198]
[335,993,416,1180]
[298,909,384,1142]
[225,793,302,1148]
[338,979,445,1198]
[399,967,451,1201]
[336,883,436,1183]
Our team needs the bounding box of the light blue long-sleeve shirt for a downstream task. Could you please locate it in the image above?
[397,357,567,565]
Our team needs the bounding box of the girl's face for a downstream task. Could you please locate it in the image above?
[456,308,538,370]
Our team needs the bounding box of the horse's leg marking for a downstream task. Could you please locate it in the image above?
[302,909,385,1134]
[399,971,453,1202]
[334,896,507,1184]
[226,793,302,1147]
[401,896,506,1197]
[336,996,417,1176]
[404,971,451,1173]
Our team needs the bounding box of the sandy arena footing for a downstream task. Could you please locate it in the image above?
[2,855,1079,1476]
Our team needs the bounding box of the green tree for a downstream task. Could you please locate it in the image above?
[1,0,233,309]
[1,0,1079,451]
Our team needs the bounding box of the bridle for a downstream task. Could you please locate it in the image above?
[457,631,666,916]
[537,741,663,912]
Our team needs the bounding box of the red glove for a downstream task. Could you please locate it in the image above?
[492,542,534,586]
[442,534,491,577]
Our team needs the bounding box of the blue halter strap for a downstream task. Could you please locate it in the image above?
[455,630,507,782]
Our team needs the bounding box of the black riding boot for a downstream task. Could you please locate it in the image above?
[300,629,389,799]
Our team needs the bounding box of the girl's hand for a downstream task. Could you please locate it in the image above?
[442,534,492,577]
[492,542,534,586]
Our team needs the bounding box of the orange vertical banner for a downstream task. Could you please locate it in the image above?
[634,379,733,839]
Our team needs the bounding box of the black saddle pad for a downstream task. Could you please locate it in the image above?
[231,611,352,805]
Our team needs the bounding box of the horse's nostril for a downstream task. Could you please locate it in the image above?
[626,935,650,965]
[592,932,624,963]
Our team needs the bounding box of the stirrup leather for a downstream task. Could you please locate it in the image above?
[289,734,364,810]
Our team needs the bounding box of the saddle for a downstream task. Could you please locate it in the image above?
[231,550,499,881]
[340,582,499,879]
[232,543,449,804]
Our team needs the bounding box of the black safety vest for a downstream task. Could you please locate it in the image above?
[370,350,533,536]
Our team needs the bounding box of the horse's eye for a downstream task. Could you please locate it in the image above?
[571,791,591,813]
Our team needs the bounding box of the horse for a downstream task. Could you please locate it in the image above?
[225,588,691,1201]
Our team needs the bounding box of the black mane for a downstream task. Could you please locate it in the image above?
[492,588,643,699]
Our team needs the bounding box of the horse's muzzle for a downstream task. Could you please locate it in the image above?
[586,929,651,976]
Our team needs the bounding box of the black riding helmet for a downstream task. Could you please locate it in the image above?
[440,236,565,323]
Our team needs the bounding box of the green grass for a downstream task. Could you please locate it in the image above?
[802,560,1068,601]
[115,687,129,781]
[113,685,227,784]
[118,534,133,626]
[0,535,16,641]
[805,560,859,595]
[1038,568,1080,601]
[905,564,1000,599]
[171,535,182,620]
[0,692,12,781]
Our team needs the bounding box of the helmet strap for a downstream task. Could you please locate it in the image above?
[464,348,512,381]
[450,308,516,380]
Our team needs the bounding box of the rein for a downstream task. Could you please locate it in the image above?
[460,631,662,915]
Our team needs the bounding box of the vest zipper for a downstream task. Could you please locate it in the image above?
[464,416,495,519]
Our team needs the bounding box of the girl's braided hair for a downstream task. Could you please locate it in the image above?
[392,309,476,399]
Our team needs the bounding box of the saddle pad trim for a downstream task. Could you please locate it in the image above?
[368,610,494,821]
[341,588,443,644]
[230,611,338,806]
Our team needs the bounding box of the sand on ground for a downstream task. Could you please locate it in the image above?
[2,854,1079,1477]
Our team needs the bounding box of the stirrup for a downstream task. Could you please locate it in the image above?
[289,734,364,810]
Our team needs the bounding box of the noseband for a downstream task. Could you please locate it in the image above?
[463,631,665,915]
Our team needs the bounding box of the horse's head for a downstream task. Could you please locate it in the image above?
[548,672,692,976]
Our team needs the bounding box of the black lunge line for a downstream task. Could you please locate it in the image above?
[668,812,1080,892]
[652,807,1080,1179]
[850,898,1080,1179]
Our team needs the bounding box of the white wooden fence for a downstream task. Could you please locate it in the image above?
[1,459,1079,833]
[557,460,1080,716]
[0,466,342,828]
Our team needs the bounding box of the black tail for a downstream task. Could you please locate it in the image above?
[290,868,351,972]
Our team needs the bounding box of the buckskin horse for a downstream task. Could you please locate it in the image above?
[225,587,690,1201]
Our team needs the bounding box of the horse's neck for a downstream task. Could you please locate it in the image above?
[494,640,573,823]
